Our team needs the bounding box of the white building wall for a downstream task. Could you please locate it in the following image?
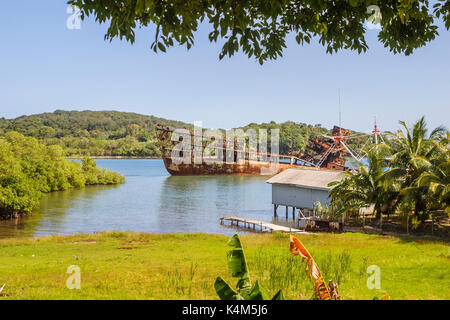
[271,184,331,209]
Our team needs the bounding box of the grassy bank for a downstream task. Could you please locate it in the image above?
[0,232,448,300]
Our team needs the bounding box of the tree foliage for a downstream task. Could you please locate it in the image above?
[67,0,450,64]
[0,110,190,157]
[417,132,450,214]
[0,111,338,157]
[0,132,124,218]
[384,117,448,217]
[330,117,449,221]
[330,144,397,217]
[240,121,330,154]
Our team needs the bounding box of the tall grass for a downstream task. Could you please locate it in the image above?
[165,262,199,296]
[1,232,448,299]
[250,248,352,299]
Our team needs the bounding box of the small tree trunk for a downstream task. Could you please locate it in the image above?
[379,212,383,232]
[375,205,381,220]
[415,196,427,222]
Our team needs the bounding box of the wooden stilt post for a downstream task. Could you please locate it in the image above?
[274,204,277,217]
[292,207,295,221]
[362,210,365,227]
[286,206,288,219]
[406,214,409,234]
[380,213,383,233]
[431,214,434,236]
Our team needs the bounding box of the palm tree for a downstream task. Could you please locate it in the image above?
[329,144,395,218]
[417,132,450,215]
[383,117,446,219]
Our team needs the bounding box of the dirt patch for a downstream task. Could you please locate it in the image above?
[70,241,97,244]
[340,211,450,239]
[122,240,155,246]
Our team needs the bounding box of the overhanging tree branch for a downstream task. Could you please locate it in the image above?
[67,0,450,64]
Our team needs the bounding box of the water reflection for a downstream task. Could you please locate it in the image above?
[0,159,287,238]
[0,184,121,238]
[157,174,280,234]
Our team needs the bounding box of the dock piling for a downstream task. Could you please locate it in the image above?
[220,216,308,234]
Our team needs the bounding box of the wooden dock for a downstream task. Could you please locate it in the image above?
[220,216,308,234]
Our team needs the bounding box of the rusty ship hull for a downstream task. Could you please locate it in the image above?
[155,124,348,176]
[162,157,317,176]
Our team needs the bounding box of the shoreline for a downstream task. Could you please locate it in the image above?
[67,156,162,159]
[1,223,448,241]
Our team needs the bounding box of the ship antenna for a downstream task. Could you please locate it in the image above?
[338,89,342,136]
[373,115,380,145]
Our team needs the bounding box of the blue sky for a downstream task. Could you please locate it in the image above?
[1,1,449,133]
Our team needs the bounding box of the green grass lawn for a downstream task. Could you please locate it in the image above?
[0,231,448,300]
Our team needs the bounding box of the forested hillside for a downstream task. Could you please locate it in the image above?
[0,110,347,157]
[0,110,191,157]
[240,121,329,155]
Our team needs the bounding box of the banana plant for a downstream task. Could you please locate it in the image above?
[214,233,284,300]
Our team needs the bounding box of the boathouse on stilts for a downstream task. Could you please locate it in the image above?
[266,168,344,227]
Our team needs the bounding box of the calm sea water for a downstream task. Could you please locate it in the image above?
[0,159,295,238]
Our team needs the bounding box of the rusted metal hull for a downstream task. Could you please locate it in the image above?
[162,157,315,176]
[155,123,348,176]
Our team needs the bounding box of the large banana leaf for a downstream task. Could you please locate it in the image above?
[215,233,284,300]
[247,281,269,300]
[271,289,285,300]
[227,234,249,278]
[226,234,251,294]
[214,276,243,300]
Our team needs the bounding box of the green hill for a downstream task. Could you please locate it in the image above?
[0,110,192,157]
[0,110,357,157]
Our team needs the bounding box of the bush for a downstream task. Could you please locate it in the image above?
[0,132,124,218]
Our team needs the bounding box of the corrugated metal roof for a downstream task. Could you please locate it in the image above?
[266,168,344,190]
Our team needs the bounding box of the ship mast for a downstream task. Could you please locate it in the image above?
[372,116,385,145]
[315,90,360,169]
[374,118,378,145]
[338,89,342,137]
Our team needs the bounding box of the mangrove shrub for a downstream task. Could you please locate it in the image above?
[0,132,124,218]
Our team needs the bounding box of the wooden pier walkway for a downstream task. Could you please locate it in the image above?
[220,216,308,234]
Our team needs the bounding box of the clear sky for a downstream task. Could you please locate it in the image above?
[1,1,449,133]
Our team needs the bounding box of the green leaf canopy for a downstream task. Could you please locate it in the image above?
[67,0,450,64]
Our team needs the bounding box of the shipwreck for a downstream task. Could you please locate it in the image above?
[155,124,351,176]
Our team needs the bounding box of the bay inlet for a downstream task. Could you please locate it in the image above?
[0,159,286,238]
